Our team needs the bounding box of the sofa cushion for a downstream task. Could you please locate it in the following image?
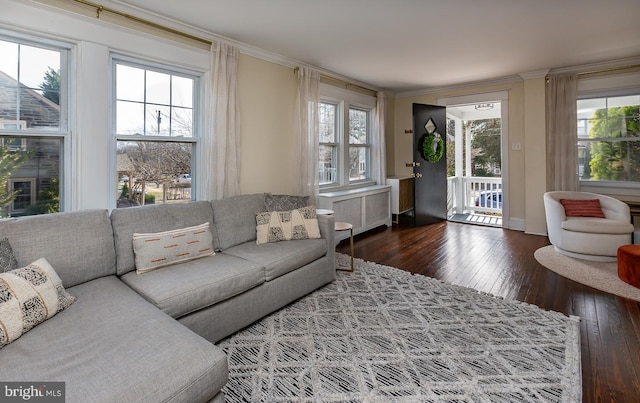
[225,238,327,281]
[111,201,215,276]
[212,193,266,250]
[120,254,264,318]
[0,237,18,273]
[0,258,76,348]
[562,217,635,234]
[133,222,215,274]
[0,210,116,287]
[256,206,321,245]
[0,276,227,403]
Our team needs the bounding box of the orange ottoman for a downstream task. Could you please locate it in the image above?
[618,245,640,288]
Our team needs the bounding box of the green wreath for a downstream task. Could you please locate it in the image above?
[422,132,444,162]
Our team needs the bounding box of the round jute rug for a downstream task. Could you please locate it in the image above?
[534,245,640,302]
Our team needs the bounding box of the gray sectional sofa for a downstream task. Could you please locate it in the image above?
[0,193,335,402]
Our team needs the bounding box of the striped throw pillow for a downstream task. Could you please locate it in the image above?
[133,222,215,274]
[559,199,606,218]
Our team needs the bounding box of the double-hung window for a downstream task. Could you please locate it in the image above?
[0,35,69,218]
[113,57,200,207]
[319,85,375,189]
[577,94,640,183]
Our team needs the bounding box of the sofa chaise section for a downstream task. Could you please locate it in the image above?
[0,209,227,403]
[0,276,227,403]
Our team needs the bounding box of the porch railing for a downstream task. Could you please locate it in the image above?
[448,176,502,215]
[319,167,337,185]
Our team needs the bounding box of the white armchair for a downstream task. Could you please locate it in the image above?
[543,191,634,262]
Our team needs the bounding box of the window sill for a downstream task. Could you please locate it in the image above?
[318,183,390,199]
[579,180,640,200]
[320,181,378,194]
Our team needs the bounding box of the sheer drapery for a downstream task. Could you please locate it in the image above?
[293,67,320,205]
[546,74,578,191]
[372,91,387,185]
[203,41,241,200]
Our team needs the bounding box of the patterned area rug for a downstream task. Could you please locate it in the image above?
[217,254,582,402]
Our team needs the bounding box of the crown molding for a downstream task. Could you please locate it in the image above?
[518,69,550,80]
[548,56,640,76]
[395,74,522,98]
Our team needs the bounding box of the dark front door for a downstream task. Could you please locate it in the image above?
[412,103,447,226]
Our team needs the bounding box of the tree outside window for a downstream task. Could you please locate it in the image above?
[578,95,640,182]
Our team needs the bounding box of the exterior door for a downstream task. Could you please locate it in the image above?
[412,103,447,226]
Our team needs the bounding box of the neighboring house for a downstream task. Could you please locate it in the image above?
[0,70,61,216]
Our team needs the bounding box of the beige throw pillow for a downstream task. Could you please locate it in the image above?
[133,222,215,274]
[0,258,76,349]
[256,206,321,245]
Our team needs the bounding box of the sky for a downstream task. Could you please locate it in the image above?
[0,39,60,89]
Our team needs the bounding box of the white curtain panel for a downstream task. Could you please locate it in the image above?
[546,74,578,191]
[203,41,241,200]
[372,91,387,185]
[293,67,320,205]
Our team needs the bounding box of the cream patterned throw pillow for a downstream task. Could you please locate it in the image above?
[0,258,76,349]
[133,222,215,274]
[256,206,321,245]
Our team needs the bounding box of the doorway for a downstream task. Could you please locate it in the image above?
[445,101,504,227]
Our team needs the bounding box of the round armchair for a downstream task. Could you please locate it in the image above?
[543,191,634,262]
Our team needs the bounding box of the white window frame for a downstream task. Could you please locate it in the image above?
[319,84,376,192]
[0,32,71,214]
[348,106,371,183]
[576,71,640,198]
[319,101,339,186]
[110,55,202,208]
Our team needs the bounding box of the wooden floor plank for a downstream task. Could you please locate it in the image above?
[337,220,640,403]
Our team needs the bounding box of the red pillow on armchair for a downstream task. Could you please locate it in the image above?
[559,199,606,218]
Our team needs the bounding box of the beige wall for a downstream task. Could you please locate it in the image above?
[237,55,297,195]
[385,96,396,178]
[522,76,548,235]
[390,81,531,230]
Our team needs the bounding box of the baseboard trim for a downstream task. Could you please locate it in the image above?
[508,218,526,232]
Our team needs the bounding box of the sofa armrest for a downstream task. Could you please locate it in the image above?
[317,214,336,271]
[599,196,631,222]
[543,193,567,245]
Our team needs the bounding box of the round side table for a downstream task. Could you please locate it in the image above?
[335,221,354,272]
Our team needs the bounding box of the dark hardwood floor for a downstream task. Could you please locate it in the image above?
[336,218,640,403]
